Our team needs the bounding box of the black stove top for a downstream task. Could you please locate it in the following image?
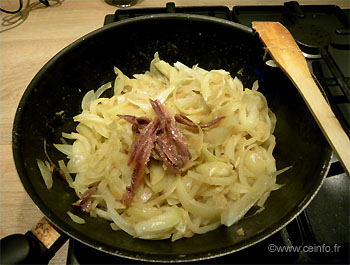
[67,2,350,264]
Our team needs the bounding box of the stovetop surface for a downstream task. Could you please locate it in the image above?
[67,2,350,264]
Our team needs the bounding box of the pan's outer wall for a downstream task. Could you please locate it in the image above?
[12,14,331,262]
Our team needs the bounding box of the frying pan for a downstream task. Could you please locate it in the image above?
[3,14,331,263]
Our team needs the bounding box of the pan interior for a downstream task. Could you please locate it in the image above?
[12,14,331,262]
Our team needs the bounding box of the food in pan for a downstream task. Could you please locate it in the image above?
[38,53,287,241]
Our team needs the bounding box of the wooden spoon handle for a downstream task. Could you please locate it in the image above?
[252,22,350,175]
[294,70,350,173]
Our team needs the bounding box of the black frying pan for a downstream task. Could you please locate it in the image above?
[4,14,331,263]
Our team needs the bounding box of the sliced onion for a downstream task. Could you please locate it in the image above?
[53,144,73,157]
[221,174,275,226]
[36,159,53,189]
[175,176,221,219]
[265,59,278,67]
[95,82,112,99]
[67,211,85,224]
[81,90,95,111]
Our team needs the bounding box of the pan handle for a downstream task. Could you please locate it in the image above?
[0,217,68,264]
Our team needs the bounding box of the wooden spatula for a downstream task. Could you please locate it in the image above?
[252,21,350,175]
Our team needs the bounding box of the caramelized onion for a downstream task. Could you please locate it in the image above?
[175,114,225,128]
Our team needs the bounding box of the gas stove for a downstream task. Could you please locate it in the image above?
[67,2,349,264]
